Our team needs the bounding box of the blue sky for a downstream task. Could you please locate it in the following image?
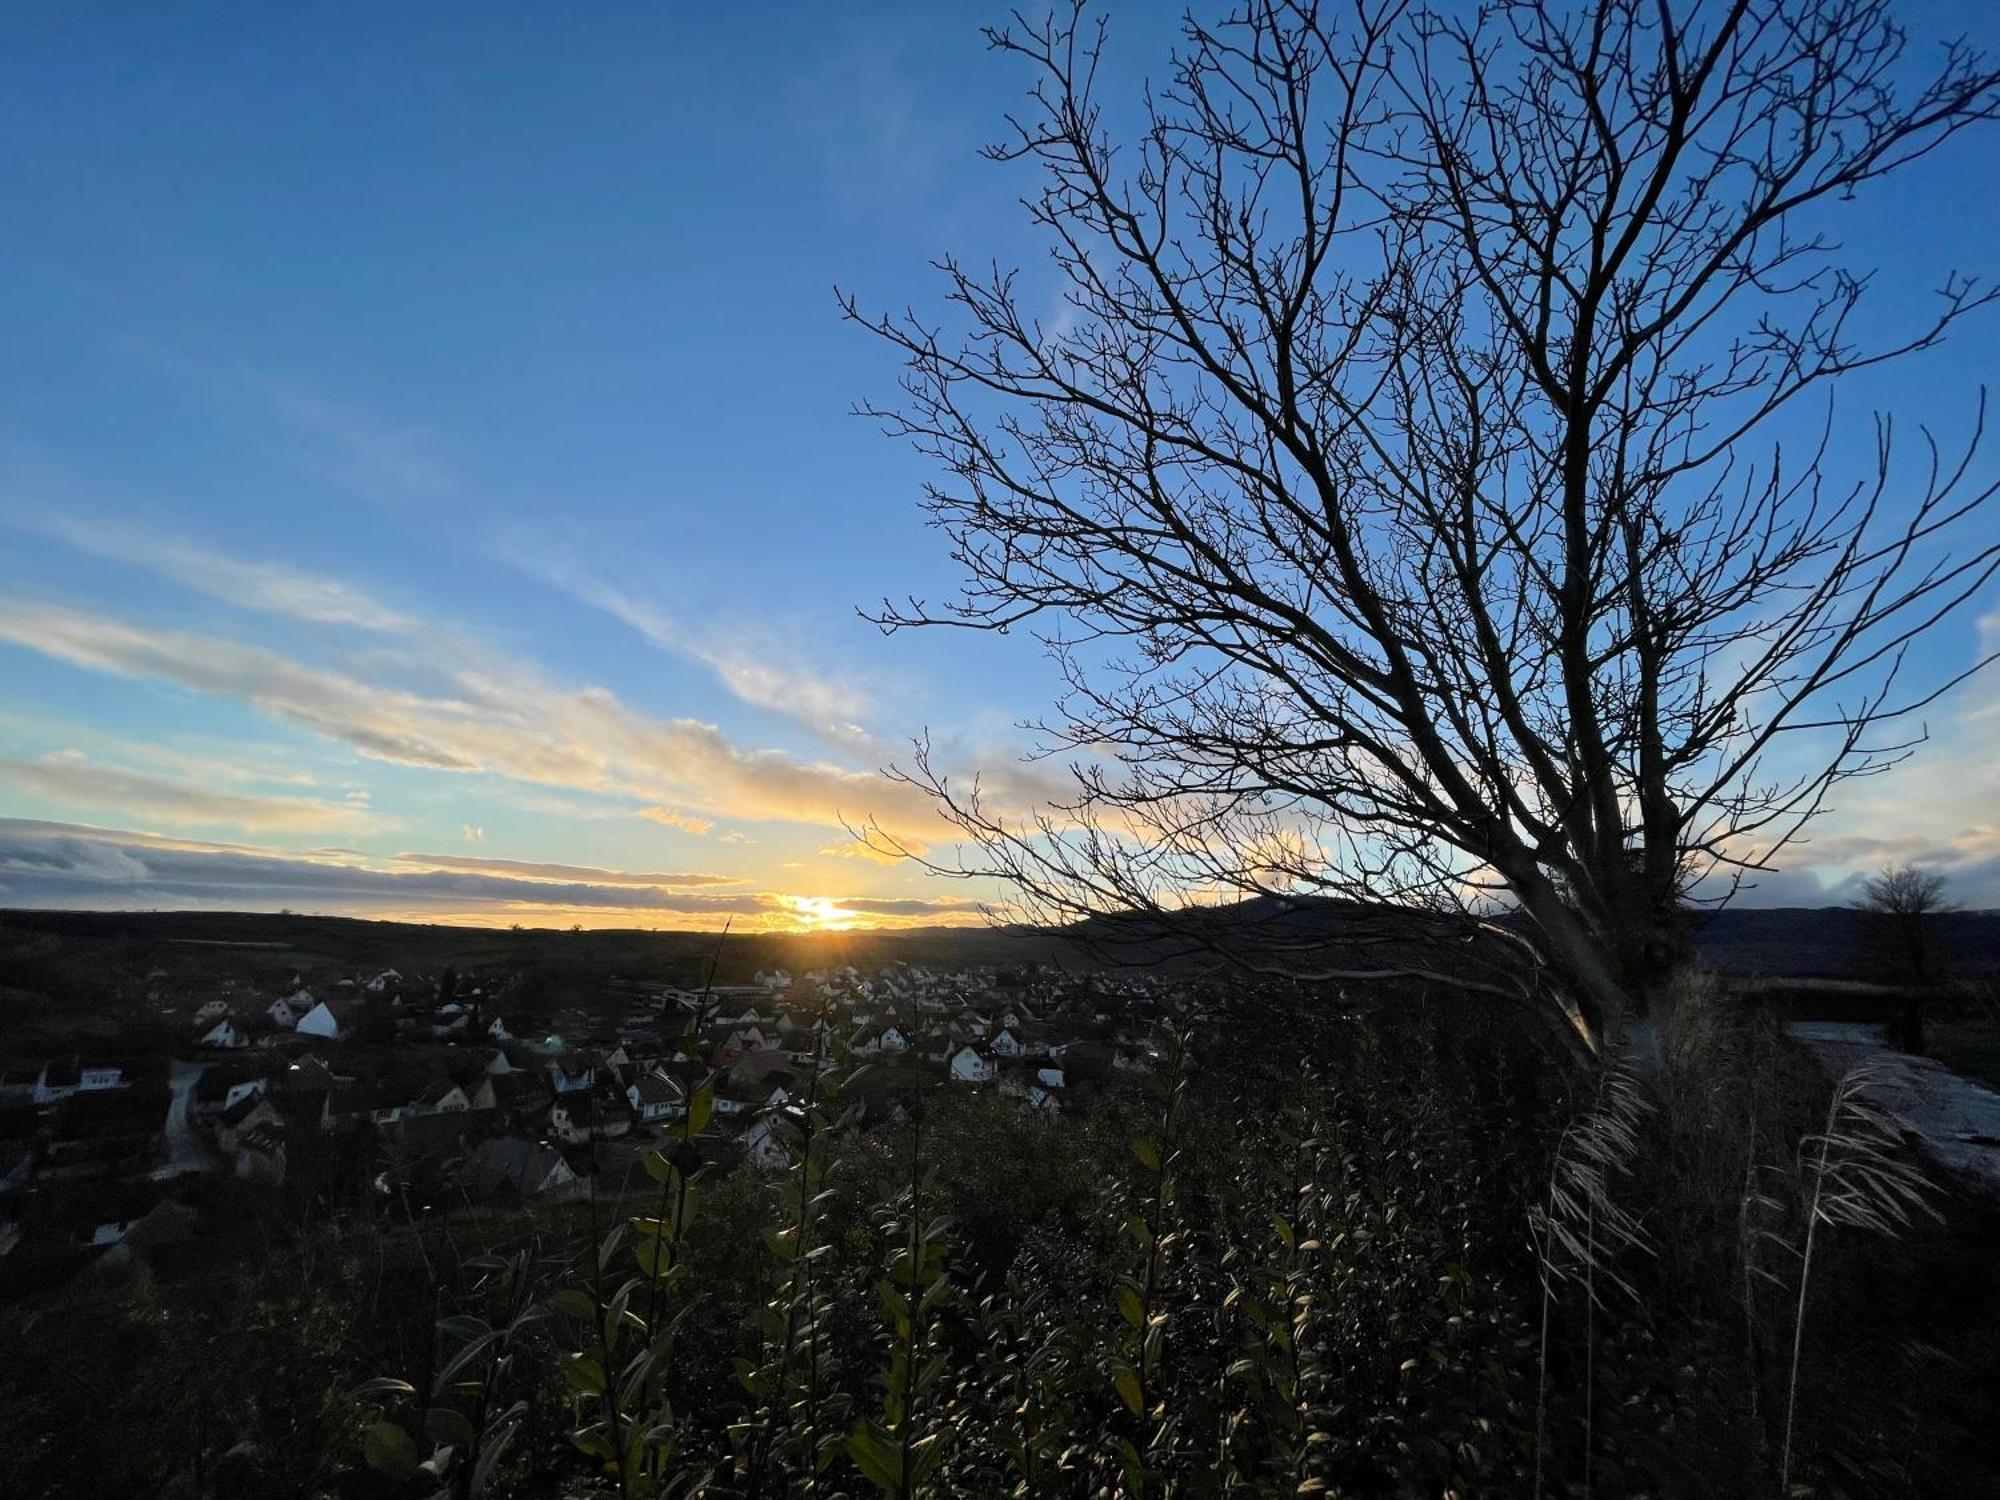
[0,2,1996,925]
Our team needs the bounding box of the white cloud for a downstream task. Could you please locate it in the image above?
[390,851,740,887]
[637,806,714,836]
[503,543,881,751]
[0,597,953,844]
[1,509,417,631]
[0,753,398,835]
[1719,600,2000,908]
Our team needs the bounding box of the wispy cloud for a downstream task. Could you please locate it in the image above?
[246,369,458,504]
[0,596,952,843]
[390,851,740,887]
[638,806,714,836]
[503,543,880,751]
[1709,602,2000,908]
[2,509,418,631]
[819,838,921,864]
[0,753,398,835]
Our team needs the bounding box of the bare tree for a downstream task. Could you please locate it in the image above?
[1856,861,1951,1012]
[848,0,2000,1054]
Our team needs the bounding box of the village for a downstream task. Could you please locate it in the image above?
[0,952,1195,1277]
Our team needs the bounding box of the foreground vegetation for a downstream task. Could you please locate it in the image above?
[4,980,1995,1498]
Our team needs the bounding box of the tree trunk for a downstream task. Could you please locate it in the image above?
[1511,877,1635,1057]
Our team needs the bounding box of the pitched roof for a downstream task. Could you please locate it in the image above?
[463,1136,569,1198]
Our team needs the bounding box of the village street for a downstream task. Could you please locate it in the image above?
[152,1057,217,1180]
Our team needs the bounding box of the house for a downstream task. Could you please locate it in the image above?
[216,1094,284,1154]
[295,1000,356,1041]
[221,1077,267,1114]
[855,1025,909,1057]
[548,1099,589,1145]
[78,1064,128,1093]
[713,1078,769,1118]
[198,1017,249,1051]
[991,1028,1027,1058]
[31,1060,81,1104]
[486,1015,512,1041]
[364,968,402,994]
[192,999,231,1029]
[947,1045,998,1085]
[547,1058,595,1094]
[279,1055,349,1097]
[627,1072,686,1125]
[195,1065,262,1118]
[742,1113,792,1168]
[463,1136,577,1200]
[412,1081,471,1115]
[266,991,311,1031]
[1000,1068,1063,1112]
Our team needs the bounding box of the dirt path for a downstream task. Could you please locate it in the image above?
[1787,1022,2000,1195]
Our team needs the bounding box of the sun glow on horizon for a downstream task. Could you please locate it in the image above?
[785,895,859,931]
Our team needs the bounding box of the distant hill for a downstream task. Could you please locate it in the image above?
[1690,906,2000,980]
[1056,895,2000,983]
[2,901,1994,992]
[0,907,1091,991]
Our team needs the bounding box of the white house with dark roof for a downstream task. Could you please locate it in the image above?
[199,1017,249,1050]
[296,1000,356,1041]
[947,1044,997,1084]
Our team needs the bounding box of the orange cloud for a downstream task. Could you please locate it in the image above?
[637,806,714,836]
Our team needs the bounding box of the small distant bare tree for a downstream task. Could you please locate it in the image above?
[850,0,2000,1055]
[1856,861,1952,990]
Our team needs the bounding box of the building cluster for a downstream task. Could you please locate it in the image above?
[1,956,1196,1265]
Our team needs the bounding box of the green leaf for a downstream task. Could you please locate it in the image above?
[363,1420,420,1478]
[687,1083,715,1137]
[1118,1285,1146,1330]
[847,1420,903,1493]
[548,1288,596,1320]
[561,1352,608,1396]
[571,1427,616,1461]
[1132,1138,1161,1172]
[633,1237,676,1280]
[640,1148,677,1187]
[1112,1364,1145,1415]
